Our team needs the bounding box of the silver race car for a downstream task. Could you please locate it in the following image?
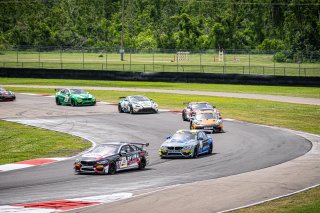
[118,95,158,114]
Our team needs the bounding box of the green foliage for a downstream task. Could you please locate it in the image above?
[0,0,319,53]
[273,51,287,62]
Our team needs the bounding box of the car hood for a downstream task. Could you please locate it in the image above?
[161,139,197,147]
[79,152,112,161]
[133,100,153,107]
[72,94,94,99]
[198,119,217,125]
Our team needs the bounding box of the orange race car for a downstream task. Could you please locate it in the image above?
[182,102,220,121]
[190,111,223,133]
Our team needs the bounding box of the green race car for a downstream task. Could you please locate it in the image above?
[55,88,96,106]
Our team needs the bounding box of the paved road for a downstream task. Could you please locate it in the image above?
[0,94,311,210]
[2,84,320,105]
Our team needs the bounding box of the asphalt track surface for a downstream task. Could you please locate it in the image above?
[0,94,312,208]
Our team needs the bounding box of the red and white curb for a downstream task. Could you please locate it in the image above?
[0,158,69,172]
[0,193,132,213]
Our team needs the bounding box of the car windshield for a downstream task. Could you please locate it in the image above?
[70,89,86,94]
[196,113,217,120]
[192,103,213,110]
[170,132,196,142]
[91,144,120,155]
[130,96,149,102]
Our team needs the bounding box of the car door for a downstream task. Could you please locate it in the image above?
[198,132,209,153]
[118,145,135,169]
[58,89,66,104]
[121,97,130,111]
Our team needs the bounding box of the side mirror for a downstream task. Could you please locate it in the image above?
[150,98,153,101]
[219,116,222,120]
[166,136,171,139]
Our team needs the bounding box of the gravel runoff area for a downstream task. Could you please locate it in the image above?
[2,84,320,105]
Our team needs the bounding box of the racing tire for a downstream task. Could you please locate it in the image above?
[192,146,199,158]
[138,157,146,170]
[55,98,61,105]
[108,162,117,175]
[208,144,213,154]
[118,105,123,113]
[182,113,187,121]
[71,99,76,107]
[129,106,134,114]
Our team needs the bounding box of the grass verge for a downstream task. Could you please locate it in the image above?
[1,77,319,98]
[233,185,320,213]
[0,120,91,165]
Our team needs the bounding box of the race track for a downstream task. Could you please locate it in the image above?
[0,94,311,206]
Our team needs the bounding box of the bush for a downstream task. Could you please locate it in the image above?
[273,51,287,62]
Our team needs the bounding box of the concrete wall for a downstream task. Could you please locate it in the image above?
[0,68,319,86]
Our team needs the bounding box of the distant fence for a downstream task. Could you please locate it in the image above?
[0,46,319,77]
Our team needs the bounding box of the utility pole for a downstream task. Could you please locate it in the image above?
[120,0,124,61]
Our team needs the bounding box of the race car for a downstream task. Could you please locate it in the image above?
[74,142,149,175]
[159,129,213,158]
[182,102,220,121]
[55,88,96,106]
[190,111,223,132]
[118,95,158,114]
[0,87,16,101]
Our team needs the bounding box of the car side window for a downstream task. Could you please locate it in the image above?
[65,90,70,95]
[201,132,208,140]
[120,145,133,154]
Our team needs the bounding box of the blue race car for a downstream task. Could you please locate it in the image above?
[159,130,213,158]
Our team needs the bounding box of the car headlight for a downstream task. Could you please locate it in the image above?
[97,160,108,165]
[160,146,167,150]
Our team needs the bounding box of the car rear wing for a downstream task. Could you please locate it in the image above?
[120,142,149,149]
[183,102,189,105]
[54,88,63,92]
[119,96,126,99]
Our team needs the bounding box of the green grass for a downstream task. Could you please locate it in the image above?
[1,77,320,98]
[0,120,91,165]
[234,186,320,213]
[6,87,320,135]
[0,51,319,76]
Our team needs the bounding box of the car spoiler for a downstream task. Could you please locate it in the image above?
[120,142,149,149]
[54,88,63,92]
[183,102,189,105]
[119,96,126,99]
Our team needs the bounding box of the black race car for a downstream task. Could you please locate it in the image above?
[0,87,16,101]
[74,142,149,175]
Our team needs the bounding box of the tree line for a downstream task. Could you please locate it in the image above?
[0,0,319,56]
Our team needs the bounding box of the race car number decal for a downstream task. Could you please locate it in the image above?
[119,157,128,168]
[64,96,69,102]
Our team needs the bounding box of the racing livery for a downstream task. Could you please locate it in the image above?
[182,102,220,121]
[118,95,158,114]
[55,88,96,106]
[159,130,213,158]
[0,87,15,101]
[190,112,223,132]
[74,142,149,174]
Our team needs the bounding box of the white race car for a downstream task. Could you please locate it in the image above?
[118,95,158,114]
